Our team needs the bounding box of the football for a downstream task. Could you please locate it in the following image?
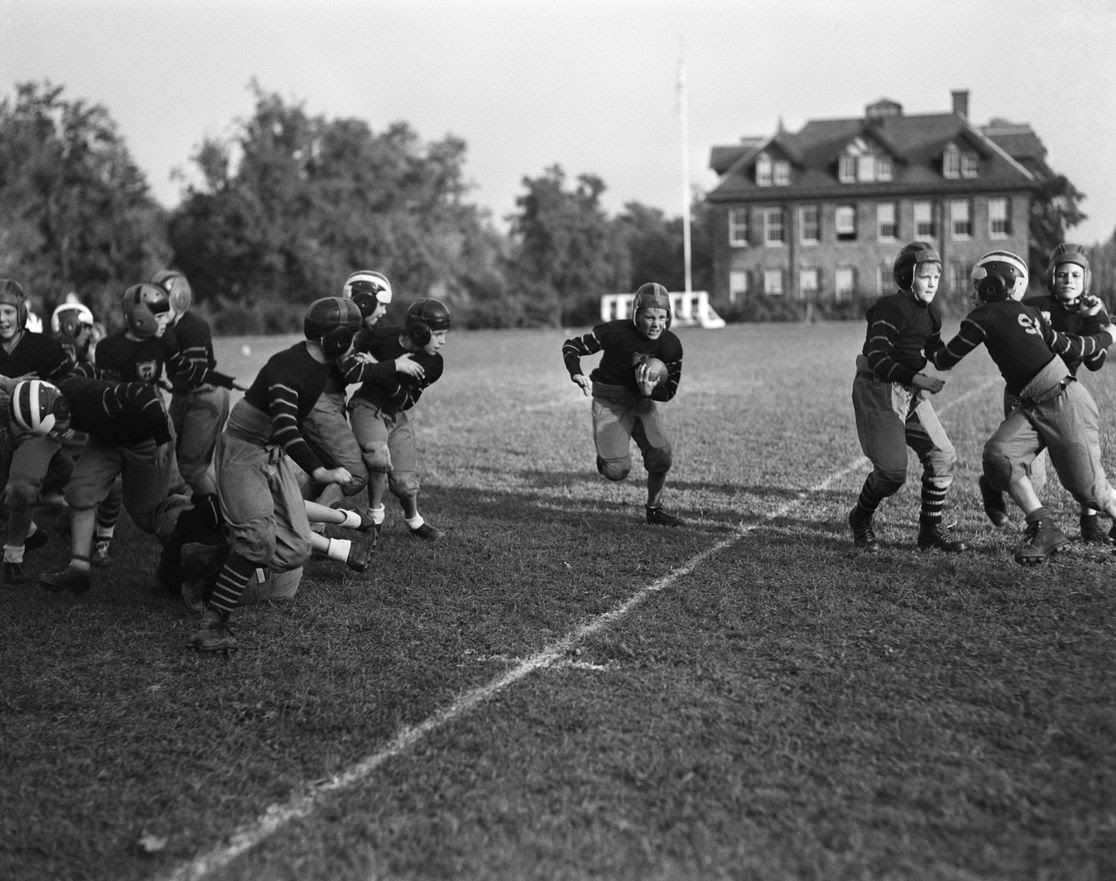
[638,356,669,387]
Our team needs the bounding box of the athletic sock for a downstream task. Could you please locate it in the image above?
[325,538,352,562]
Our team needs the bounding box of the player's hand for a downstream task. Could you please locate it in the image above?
[911,373,945,394]
[395,354,425,379]
[313,465,354,486]
[1082,295,1105,317]
[635,363,658,397]
[572,373,591,397]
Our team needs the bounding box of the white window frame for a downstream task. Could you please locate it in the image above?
[799,205,820,244]
[799,267,820,298]
[763,268,784,296]
[773,160,790,186]
[914,201,935,238]
[950,199,972,240]
[949,262,970,296]
[728,270,749,303]
[988,197,1010,238]
[876,202,898,242]
[755,154,772,187]
[835,205,857,241]
[835,266,856,301]
[763,207,785,245]
[876,156,893,181]
[728,208,749,247]
[943,144,961,179]
[878,263,893,294]
[961,152,979,178]
[838,154,856,183]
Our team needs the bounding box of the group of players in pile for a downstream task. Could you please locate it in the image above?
[0,269,451,653]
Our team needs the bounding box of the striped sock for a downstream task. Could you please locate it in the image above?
[209,552,256,613]
[920,478,946,524]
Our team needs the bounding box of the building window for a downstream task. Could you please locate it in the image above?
[835,266,856,300]
[729,208,749,246]
[764,207,785,245]
[961,152,980,178]
[755,153,772,187]
[800,205,820,244]
[800,267,820,299]
[949,262,970,296]
[876,156,893,181]
[838,154,856,183]
[878,263,893,294]
[763,269,784,296]
[951,199,972,239]
[773,160,790,186]
[943,144,961,179]
[877,202,898,241]
[835,205,857,241]
[728,270,749,303]
[914,201,935,238]
[857,154,875,181]
[989,197,1011,237]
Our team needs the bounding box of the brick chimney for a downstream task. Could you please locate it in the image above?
[951,90,969,118]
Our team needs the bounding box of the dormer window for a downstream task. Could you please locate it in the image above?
[755,152,790,187]
[838,138,893,183]
[756,153,772,186]
[942,143,978,179]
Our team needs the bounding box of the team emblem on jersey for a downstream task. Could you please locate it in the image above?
[1017,314,1041,337]
[136,359,159,382]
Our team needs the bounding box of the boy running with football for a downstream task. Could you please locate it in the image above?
[562,282,684,527]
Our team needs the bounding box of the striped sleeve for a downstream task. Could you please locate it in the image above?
[1042,322,1113,365]
[110,382,173,445]
[931,319,987,371]
[562,330,602,378]
[864,314,915,384]
[267,380,323,475]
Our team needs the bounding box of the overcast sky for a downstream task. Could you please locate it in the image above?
[3,0,1115,245]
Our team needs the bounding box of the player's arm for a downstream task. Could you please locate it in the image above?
[562,330,602,395]
[930,317,986,371]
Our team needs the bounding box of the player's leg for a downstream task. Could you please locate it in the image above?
[632,403,680,526]
[386,413,441,540]
[349,398,391,533]
[906,399,966,552]
[849,377,909,551]
[3,434,60,582]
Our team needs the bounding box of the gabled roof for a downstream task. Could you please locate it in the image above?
[707,100,1040,202]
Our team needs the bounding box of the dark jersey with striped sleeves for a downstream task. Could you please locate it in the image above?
[57,375,173,446]
[241,341,332,476]
[0,331,73,382]
[562,320,683,402]
[859,292,942,385]
[95,332,170,385]
[1020,294,1109,374]
[165,311,218,393]
[930,300,1113,396]
[348,324,444,414]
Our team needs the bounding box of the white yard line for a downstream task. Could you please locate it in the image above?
[156,377,997,881]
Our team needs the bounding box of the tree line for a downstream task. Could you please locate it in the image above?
[0,80,1109,334]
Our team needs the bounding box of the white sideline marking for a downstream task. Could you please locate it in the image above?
[157,377,997,881]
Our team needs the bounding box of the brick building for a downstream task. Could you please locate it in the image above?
[705,91,1047,310]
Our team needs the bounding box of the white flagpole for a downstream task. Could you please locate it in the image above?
[677,53,693,295]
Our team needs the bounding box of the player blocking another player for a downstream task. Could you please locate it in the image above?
[562,282,684,527]
[190,297,376,653]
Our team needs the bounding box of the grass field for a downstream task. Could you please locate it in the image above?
[2,321,1114,881]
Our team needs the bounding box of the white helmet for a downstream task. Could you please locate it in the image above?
[51,302,95,336]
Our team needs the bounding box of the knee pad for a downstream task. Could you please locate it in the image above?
[4,477,41,509]
[643,447,673,475]
[359,440,391,473]
[388,470,420,500]
[596,454,631,482]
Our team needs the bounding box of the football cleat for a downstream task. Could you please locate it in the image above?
[1014,518,1070,565]
[979,475,1010,527]
[409,522,444,541]
[24,528,49,552]
[346,532,378,572]
[37,566,92,595]
[189,608,238,654]
[91,540,112,568]
[1079,514,1110,545]
[330,501,378,533]
[917,519,968,553]
[848,507,879,553]
[645,506,683,527]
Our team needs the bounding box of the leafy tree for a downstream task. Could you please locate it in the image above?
[168,82,501,332]
[506,165,630,327]
[1029,171,1088,282]
[0,80,168,325]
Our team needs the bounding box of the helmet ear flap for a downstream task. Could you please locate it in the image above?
[321,326,355,360]
[407,321,432,347]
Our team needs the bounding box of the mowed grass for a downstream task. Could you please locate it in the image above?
[1,321,1114,881]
